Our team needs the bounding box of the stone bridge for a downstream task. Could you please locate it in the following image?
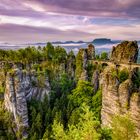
[90,60,140,70]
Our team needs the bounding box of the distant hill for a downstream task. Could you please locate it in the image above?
[92,38,122,45]
[25,39,121,46]
[29,41,86,45]
[53,41,85,44]
[25,39,140,47]
[92,38,114,45]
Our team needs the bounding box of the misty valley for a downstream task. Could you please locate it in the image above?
[0,41,140,140]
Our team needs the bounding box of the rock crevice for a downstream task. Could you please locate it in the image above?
[4,68,51,138]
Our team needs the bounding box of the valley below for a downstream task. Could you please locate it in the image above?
[0,41,140,140]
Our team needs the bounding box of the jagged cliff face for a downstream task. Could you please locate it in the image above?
[101,66,140,136]
[2,41,140,138]
[4,68,51,138]
[111,41,138,63]
[87,44,95,60]
[92,70,99,93]
[80,49,88,81]
[101,41,140,134]
[78,44,95,81]
[66,52,76,78]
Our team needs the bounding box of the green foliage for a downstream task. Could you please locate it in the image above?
[111,68,129,83]
[68,82,102,129]
[66,50,76,76]
[51,120,66,140]
[50,73,74,100]
[59,73,74,94]
[100,52,108,60]
[75,50,83,80]
[51,103,101,140]
[0,43,67,69]
[111,114,137,140]
[0,101,16,140]
[68,107,82,126]
[37,73,46,88]
[53,46,67,63]
[131,70,140,89]
[111,70,117,78]
[30,132,38,140]
[68,50,75,58]
[44,42,55,60]
[95,54,100,60]
[92,89,102,120]
[100,127,112,140]
[0,86,4,94]
[28,99,44,139]
[1,43,139,140]
[118,69,129,83]
[87,62,96,81]
[69,80,93,107]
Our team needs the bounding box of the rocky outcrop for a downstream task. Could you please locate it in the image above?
[83,49,88,69]
[101,66,140,134]
[111,41,138,63]
[79,49,88,81]
[4,68,51,138]
[101,40,140,133]
[87,44,95,60]
[0,72,5,100]
[66,51,76,78]
[76,44,95,81]
[92,70,99,93]
[80,69,88,81]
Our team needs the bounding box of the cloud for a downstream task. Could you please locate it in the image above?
[0,23,96,43]
[0,0,140,19]
[22,0,140,19]
[0,0,140,43]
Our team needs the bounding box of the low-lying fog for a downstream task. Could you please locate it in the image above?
[0,42,139,55]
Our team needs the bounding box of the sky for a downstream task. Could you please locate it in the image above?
[0,0,140,43]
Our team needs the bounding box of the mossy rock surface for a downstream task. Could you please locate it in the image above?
[111,41,138,63]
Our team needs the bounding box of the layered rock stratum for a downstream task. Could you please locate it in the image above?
[111,41,138,63]
[101,41,140,134]
[1,40,140,138]
[4,68,51,138]
[101,66,140,134]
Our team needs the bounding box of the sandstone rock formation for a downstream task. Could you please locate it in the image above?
[2,40,140,138]
[78,44,95,81]
[101,41,140,134]
[87,44,95,60]
[92,70,99,93]
[4,68,51,138]
[83,49,88,69]
[79,49,88,81]
[111,41,138,63]
[101,66,140,134]
[76,44,96,80]
[66,51,76,78]
[80,69,88,81]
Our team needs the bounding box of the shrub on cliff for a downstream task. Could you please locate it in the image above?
[75,50,83,80]
[118,69,129,83]
[111,114,137,140]
[111,68,129,83]
[131,69,140,89]
[100,52,108,60]
[87,62,96,81]
[92,89,102,120]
